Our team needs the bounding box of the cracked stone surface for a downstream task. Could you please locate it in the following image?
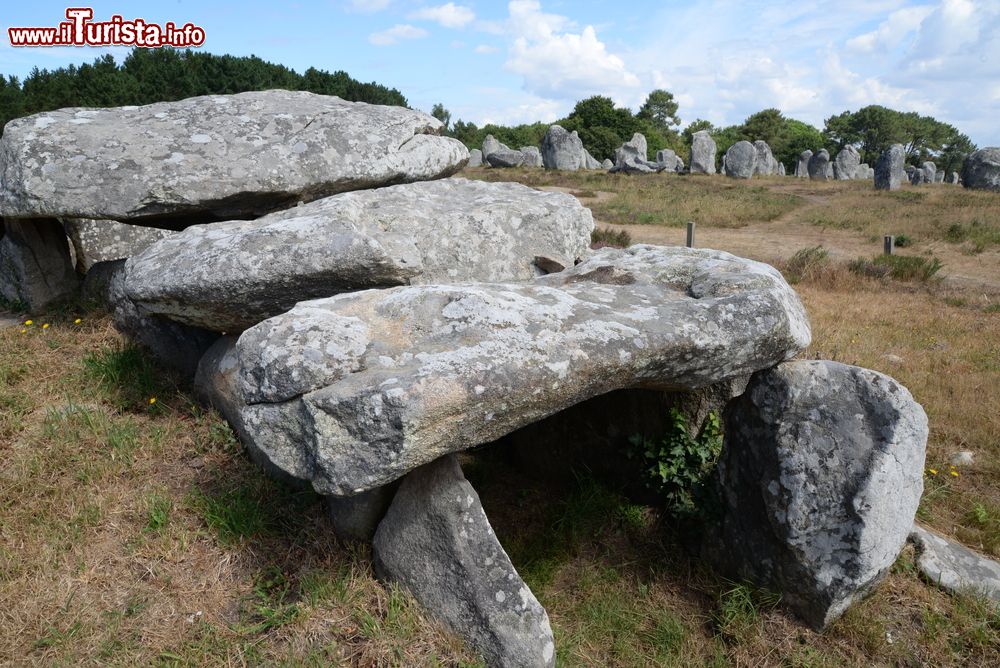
[64,218,174,272]
[875,145,906,191]
[962,147,1000,191]
[708,360,928,629]
[0,90,468,228]
[0,218,79,311]
[223,244,810,495]
[910,525,1000,604]
[724,141,756,179]
[123,178,593,332]
[374,454,555,668]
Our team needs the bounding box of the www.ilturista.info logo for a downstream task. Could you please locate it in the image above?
[8,8,206,48]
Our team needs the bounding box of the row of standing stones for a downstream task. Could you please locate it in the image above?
[472,123,1000,195]
[0,90,997,666]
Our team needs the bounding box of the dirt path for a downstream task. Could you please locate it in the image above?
[539,185,1000,294]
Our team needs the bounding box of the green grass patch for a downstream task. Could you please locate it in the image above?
[82,342,165,411]
[848,254,943,282]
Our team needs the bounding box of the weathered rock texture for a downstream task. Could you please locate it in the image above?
[374,455,555,668]
[807,150,831,180]
[0,218,79,311]
[467,149,483,168]
[922,161,937,184]
[962,148,1000,191]
[690,130,717,174]
[753,141,779,176]
[124,178,593,332]
[486,149,527,168]
[724,141,756,179]
[909,525,1000,604]
[710,360,928,629]
[520,146,544,168]
[0,91,468,228]
[232,245,810,495]
[795,150,812,178]
[540,125,585,171]
[833,146,861,180]
[63,218,174,272]
[875,144,906,191]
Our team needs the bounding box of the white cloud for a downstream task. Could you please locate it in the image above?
[348,0,391,13]
[504,1,640,100]
[475,44,499,54]
[410,3,476,29]
[846,5,934,52]
[368,24,429,46]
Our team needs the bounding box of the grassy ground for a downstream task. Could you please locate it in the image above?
[2,172,999,665]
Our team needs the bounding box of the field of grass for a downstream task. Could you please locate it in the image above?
[2,172,999,666]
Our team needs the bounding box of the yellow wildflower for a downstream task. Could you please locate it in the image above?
[24,319,32,326]
[19,328,26,334]
[950,471,959,477]
[149,397,157,405]
[42,323,49,329]
[74,318,82,324]
[928,469,938,475]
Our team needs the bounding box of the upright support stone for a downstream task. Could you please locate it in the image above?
[884,235,895,256]
[374,455,555,668]
[686,221,696,248]
[0,218,80,312]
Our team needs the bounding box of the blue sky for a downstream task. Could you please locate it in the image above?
[1,1,998,145]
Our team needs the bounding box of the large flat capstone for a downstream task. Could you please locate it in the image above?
[0,90,468,228]
[223,245,811,495]
[123,178,594,332]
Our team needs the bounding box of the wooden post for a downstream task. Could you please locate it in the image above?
[686,221,696,248]
[883,235,894,255]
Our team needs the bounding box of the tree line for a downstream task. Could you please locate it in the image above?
[435,95,976,175]
[0,48,408,131]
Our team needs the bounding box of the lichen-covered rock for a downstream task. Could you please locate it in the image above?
[709,360,928,629]
[934,169,945,183]
[583,149,603,170]
[910,525,1000,604]
[795,150,812,178]
[875,144,906,191]
[374,455,555,668]
[481,135,506,161]
[124,178,593,332]
[962,148,1000,191]
[468,149,484,168]
[0,91,467,228]
[520,146,544,168]
[540,125,584,171]
[807,149,831,181]
[910,168,927,185]
[833,146,861,180]
[232,245,810,495]
[610,144,662,174]
[601,158,614,170]
[0,219,79,311]
[486,148,526,168]
[724,141,756,179]
[753,141,778,176]
[64,218,173,272]
[948,171,960,184]
[690,131,716,174]
[922,161,937,184]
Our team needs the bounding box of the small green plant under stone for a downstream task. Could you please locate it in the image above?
[590,226,632,249]
[630,409,724,519]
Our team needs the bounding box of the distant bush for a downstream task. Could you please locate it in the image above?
[849,254,943,282]
[591,227,632,249]
[894,234,912,247]
[783,245,829,284]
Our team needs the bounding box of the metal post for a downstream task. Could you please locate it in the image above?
[686,221,696,248]
[883,235,894,255]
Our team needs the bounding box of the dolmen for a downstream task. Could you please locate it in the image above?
[0,90,932,666]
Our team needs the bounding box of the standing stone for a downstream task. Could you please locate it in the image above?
[709,361,928,629]
[874,144,906,191]
[468,149,483,168]
[833,146,861,180]
[374,455,556,668]
[807,150,832,181]
[583,149,603,170]
[626,133,648,160]
[961,148,1000,191]
[656,149,678,171]
[481,135,504,161]
[63,219,173,272]
[778,162,786,176]
[601,158,614,170]
[922,161,937,184]
[0,219,79,311]
[935,169,945,183]
[540,125,585,171]
[0,91,468,228]
[910,168,926,185]
[795,150,812,178]
[753,140,778,176]
[948,171,960,184]
[520,147,544,168]
[723,141,757,179]
[856,163,869,180]
[690,130,717,174]
[486,149,526,168]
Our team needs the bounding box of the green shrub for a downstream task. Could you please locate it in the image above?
[629,409,723,518]
[591,227,632,249]
[848,254,943,282]
[893,234,912,247]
